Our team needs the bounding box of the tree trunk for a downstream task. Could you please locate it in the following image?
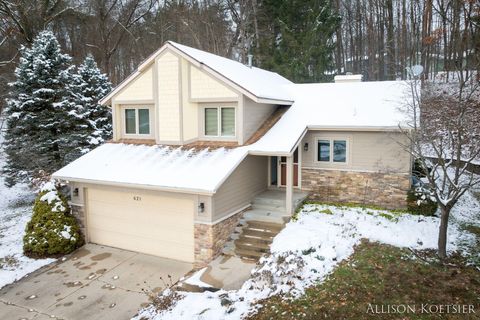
[438,205,450,259]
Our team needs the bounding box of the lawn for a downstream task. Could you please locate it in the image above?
[136,191,480,320]
[250,240,480,320]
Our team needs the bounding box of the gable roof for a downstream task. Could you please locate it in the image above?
[100,41,294,105]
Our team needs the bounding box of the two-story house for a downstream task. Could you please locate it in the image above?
[53,41,412,266]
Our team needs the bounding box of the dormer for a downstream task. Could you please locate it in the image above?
[100,41,293,146]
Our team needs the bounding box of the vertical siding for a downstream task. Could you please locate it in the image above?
[301,130,411,173]
[242,96,276,143]
[190,65,238,100]
[181,58,199,141]
[157,52,181,142]
[115,66,153,101]
[212,155,267,221]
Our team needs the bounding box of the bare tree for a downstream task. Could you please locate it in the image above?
[401,71,480,259]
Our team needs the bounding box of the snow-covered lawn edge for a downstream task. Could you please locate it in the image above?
[134,194,479,320]
[0,128,55,289]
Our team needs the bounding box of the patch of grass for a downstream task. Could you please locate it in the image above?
[250,241,480,320]
[318,208,333,215]
[302,201,409,215]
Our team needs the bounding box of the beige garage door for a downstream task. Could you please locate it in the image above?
[86,187,195,262]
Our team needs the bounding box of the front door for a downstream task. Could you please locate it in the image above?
[280,148,299,187]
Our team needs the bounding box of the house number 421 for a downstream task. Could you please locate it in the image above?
[133,196,141,201]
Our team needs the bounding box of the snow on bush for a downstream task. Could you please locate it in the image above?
[23,181,83,258]
[135,199,477,320]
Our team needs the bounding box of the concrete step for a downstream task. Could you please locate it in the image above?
[245,220,284,233]
[234,247,266,260]
[244,209,287,224]
[235,239,271,251]
[239,232,273,245]
[241,228,277,240]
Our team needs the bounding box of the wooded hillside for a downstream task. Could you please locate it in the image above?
[0,0,479,112]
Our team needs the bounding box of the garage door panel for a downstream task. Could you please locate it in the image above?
[88,227,193,261]
[87,187,195,262]
[89,196,193,213]
[88,215,193,241]
[87,201,194,225]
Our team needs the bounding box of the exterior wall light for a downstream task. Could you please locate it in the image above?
[304,142,309,152]
[198,202,205,213]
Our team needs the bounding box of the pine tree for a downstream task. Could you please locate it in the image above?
[64,55,112,162]
[3,31,77,186]
[255,0,341,83]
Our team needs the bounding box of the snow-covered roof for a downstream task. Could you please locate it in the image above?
[61,81,412,192]
[248,81,411,154]
[53,143,249,194]
[100,41,294,105]
[167,42,293,102]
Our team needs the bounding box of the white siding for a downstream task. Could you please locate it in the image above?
[115,66,153,101]
[157,52,181,142]
[301,130,411,173]
[190,65,238,100]
[181,58,199,141]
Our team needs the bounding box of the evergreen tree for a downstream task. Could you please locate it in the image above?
[65,55,112,162]
[3,31,76,186]
[255,0,341,83]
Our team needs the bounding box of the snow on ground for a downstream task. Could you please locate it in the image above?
[135,191,480,320]
[0,126,54,289]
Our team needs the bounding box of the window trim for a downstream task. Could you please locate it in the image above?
[314,137,349,165]
[203,106,236,138]
[120,105,154,139]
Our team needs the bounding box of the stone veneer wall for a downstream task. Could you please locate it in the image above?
[302,168,410,209]
[70,204,86,238]
[194,207,249,267]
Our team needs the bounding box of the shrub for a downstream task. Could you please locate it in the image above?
[23,181,84,258]
[407,186,438,216]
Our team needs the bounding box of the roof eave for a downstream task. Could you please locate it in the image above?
[52,174,215,196]
[307,125,404,131]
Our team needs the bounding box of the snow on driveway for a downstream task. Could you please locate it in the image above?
[0,128,54,289]
[136,193,479,320]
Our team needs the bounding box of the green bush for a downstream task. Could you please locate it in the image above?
[23,183,83,258]
[407,186,438,216]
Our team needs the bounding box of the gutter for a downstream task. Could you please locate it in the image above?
[52,175,216,196]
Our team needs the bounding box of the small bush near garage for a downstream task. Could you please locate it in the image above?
[407,186,438,216]
[23,181,84,258]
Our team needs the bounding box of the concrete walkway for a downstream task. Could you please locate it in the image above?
[0,244,192,320]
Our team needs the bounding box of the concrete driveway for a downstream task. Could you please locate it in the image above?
[0,244,192,320]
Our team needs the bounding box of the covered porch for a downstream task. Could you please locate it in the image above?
[263,147,304,217]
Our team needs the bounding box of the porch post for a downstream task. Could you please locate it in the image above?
[286,155,294,215]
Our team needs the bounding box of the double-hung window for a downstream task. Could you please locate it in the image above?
[204,107,235,137]
[123,107,152,136]
[317,139,348,163]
